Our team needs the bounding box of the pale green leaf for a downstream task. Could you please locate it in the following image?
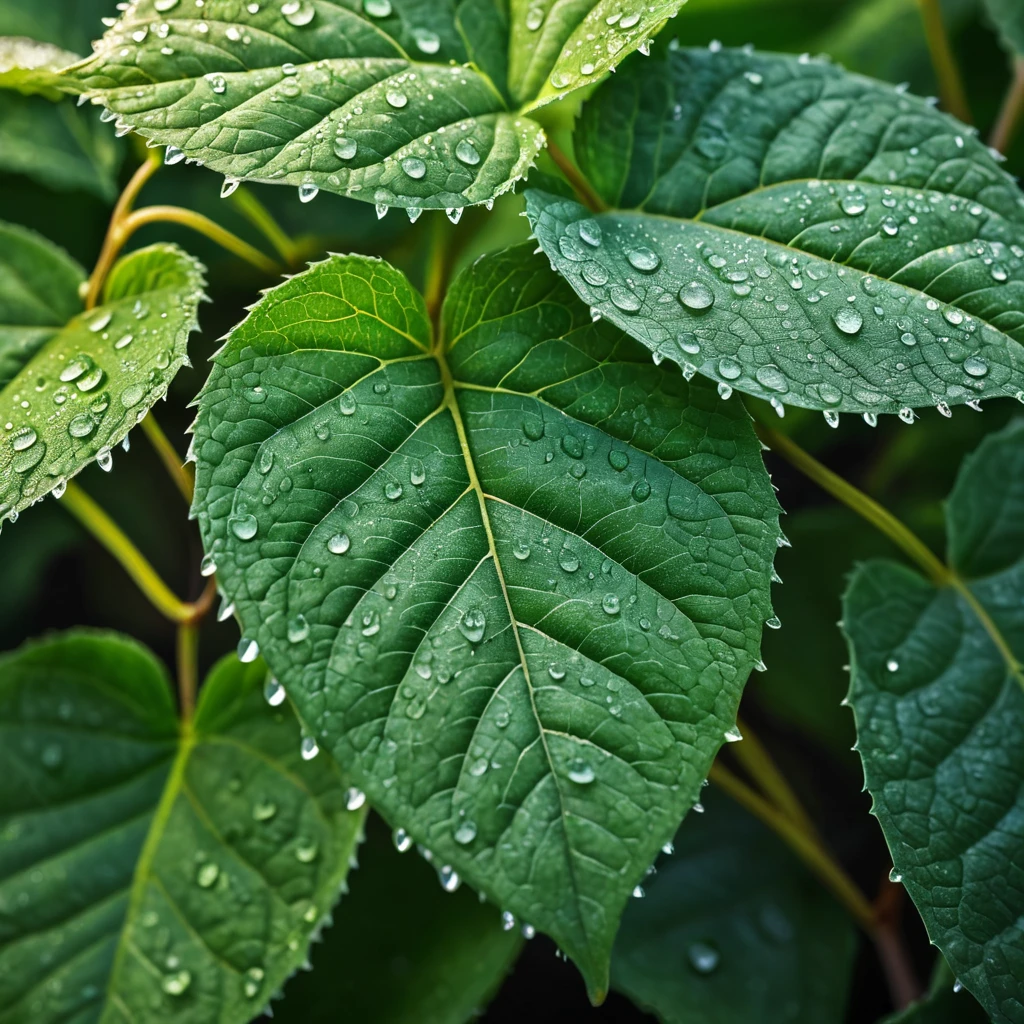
[62,0,545,213]
[191,243,781,998]
[0,236,205,526]
[984,0,1024,57]
[843,420,1024,1023]
[0,634,366,1024]
[0,37,79,97]
[611,791,856,1023]
[527,46,1024,421]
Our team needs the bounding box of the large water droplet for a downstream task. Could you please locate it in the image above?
[264,678,286,706]
[453,820,477,844]
[832,307,863,335]
[456,139,481,166]
[230,514,259,541]
[328,532,351,554]
[568,760,595,784]
[459,608,486,643]
[627,247,660,272]
[678,282,715,311]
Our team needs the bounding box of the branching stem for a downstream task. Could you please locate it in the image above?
[917,0,972,123]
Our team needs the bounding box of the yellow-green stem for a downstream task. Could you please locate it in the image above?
[709,762,877,933]
[917,0,972,123]
[62,481,193,623]
[758,424,951,587]
[176,621,200,722]
[546,140,607,214]
[141,413,194,504]
[991,57,1024,155]
[229,186,301,267]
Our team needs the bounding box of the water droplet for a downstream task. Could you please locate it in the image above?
[608,449,629,471]
[196,862,219,888]
[766,615,781,629]
[578,220,602,247]
[688,941,720,974]
[632,884,645,898]
[627,247,660,272]
[298,183,319,203]
[889,867,903,883]
[561,434,584,458]
[364,0,392,15]
[402,156,426,179]
[386,89,408,109]
[632,479,651,501]
[898,408,915,424]
[823,410,840,428]
[328,532,351,554]
[568,760,595,784]
[414,28,440,53]
[334,137,358,160]
[964,355,988,377]
[238,637,260,663]
[459,608,486,643]
[832,307,863,335]
[300,735,320,760]
[678,281,715,311]
[840,194,866,216]
[454,820,477,844]
[346,787,366,810]
[525,7,544,29]
[456,139,481,166]
[230,513,259,541]
[162,970,191,995]
[264,678,286,706]
[610,285,641,312]
[602,594,620,615]
[253,799,277,822]
[886,658,899,672]
[393,827,412,852]
[287,614,310,643]
[439,865,461,891]
[548,663,566,680]
[295,838,318,862]
[502,910,516,930]
[339,392,357,415]
[282,0,315,26]
[361,610,381,637]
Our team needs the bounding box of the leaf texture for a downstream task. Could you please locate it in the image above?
[0,36,78,97]
[0,235,205,526]
[527,46,1024,420]
[844,420,1024,1023]
[191,243,781,996]
[0,634,366,1024]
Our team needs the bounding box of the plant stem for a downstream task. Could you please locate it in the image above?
[990,56,1024,155]
[546,140,607,213]
[141,413,194,503]
[424,215,451,337]
[84,153,162,309]
[123,206,279,274]
[757,424,951,587]
[62,482,194,623]
[176,620,200,722]
[730,716,819,838]
[917,0,972,123]
[229,186,301,267]
[709,762,877,933]
[874,877,924,1007]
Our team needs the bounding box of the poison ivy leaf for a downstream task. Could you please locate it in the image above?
[883,956,989,1023]
[984,0,1024,56]
[843,419,1024,1023]
[0,37,78,97]
[0,231,205,525]
[191,243,781,997]
[276,813,522,1023]
[0,634,366,1023]
[611,790,857,1023]
[527,46,1024,421]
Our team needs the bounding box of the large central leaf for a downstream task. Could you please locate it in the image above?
[528,46,1024,420]
[191,243,780,996]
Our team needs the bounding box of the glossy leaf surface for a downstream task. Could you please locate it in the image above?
[191,243,781,996]
[612,791,856,1023]
[0,635,365,1023]
[0,236,205,525]
[528,47,1024,418]
[844,420,1024,1023]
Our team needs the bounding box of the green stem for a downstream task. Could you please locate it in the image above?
[990,56,1024,155]
[229,186,301,267]
[758,424,951,587]
[62,482,193,623]
[709,762,877,933]
[176,621,200,722]
[141,413,194,504]
[124,206,280,275]
[917,0,972,123]
[424,216,452,338]
[546,140,607,213]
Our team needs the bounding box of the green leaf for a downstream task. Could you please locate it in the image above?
[276,813,522,1023]
[0,0,116,55]
[984,0,1024,57]
[611,790,857,1023]
[843,419,1024,1023]
[0,232,205,525]
[0,37,79,97]
[0,633,366,1023]
[191,242,781,998]
[527,46,1024,421]
[883,956,990,1024]
[0,91,122,199]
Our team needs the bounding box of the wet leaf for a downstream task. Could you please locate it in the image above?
[612,790,857,1023]
[0,634,366,1023]
[0,37,78,97]
[0,231,205,525]
[527,46,1024,420]
[843,420,1024,1023]
[191,243,781,997]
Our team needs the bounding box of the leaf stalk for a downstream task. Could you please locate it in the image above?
[990,56,1024,155]
[546,140,607,213]
[916,0,972,123]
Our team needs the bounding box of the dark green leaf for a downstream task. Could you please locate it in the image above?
[276,813,522,1023]
[612,790,857,1023]
[0,634,366,1023]
[883,956,990,1023]
[843,420,1024,1023]
[984,0,1024,56]
[191,242,781,998]
[0,233,205,525]
[527,47,1024,420]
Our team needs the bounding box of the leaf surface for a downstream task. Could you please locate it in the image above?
[276,813,522,1023]
[843,420,1024,1023]
[0,37,78,97]
[883,957,989,1024]
[0,634,366,1024]
[191,243,781,996]
[527,46,1024,419]
[984,0,1024,57]
[0,235,205,525]
[611,790,856,1023]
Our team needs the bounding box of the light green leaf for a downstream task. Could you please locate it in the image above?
[611,790,857,1023]
[0,233,205,526]
[984,0,1024,56]
[0,91,122,199]
[276,814,522,1024]
[0,37,79,97]
[0,634,366,1023]
[843,420,1024,1023]
[527,46,1024,421]
[191,243,781,998]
